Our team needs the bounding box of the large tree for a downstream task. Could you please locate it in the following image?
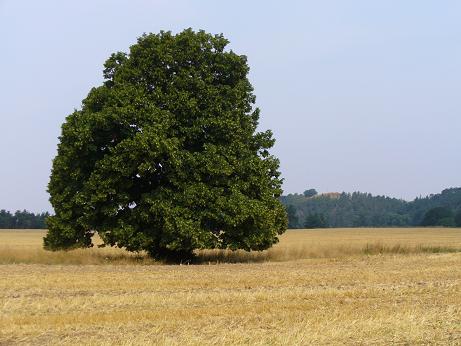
[45,29,287,260]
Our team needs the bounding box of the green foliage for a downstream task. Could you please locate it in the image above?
[420,207,454,227]
[45,29,287,260]
[280,187,461,228]
[456,210,461,227]
[0,210,49,229]
[303,189,317,198]
[303,213,328,228]
[407,188,461,225]
[285,204,299,229]
[281,192,409,228]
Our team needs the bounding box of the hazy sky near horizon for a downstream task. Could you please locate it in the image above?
[1,0,460,212]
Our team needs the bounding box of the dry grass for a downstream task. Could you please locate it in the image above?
[0,230,155,265]
[1,228,461,345]
[200,228,461,263]
[1,228,460,265]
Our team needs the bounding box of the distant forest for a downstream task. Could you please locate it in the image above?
[2,187,461,230]
[0,210,49,229]
[281,187,461,228]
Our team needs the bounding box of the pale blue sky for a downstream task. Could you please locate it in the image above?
[1,0,460,212]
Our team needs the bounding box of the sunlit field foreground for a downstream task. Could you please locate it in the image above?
[1,228,461,345]
[1,228,461,265]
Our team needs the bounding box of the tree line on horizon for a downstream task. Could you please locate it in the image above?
[0,210,50,229]
[281,187,461,229]
[2,188,461,230]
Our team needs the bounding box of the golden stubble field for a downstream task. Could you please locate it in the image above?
[1,228,461,345]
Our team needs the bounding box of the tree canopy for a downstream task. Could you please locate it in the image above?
[286,205,299,229]
[45,29,287,260]
[0,210,49,229]
[455,209,461,227]
[281,188,461,228]
[420,207,455,227]
[303,213,328,229]
[303,189,317,198]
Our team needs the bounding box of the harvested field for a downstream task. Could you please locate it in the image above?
[1,228,460,345]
